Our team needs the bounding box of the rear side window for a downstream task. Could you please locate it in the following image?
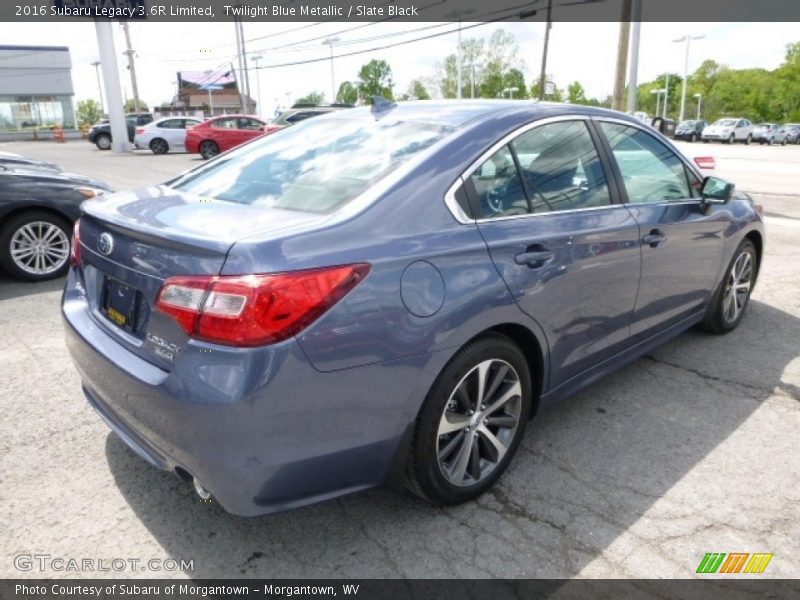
[600,122,691,203]
[170,118,453,214]
[468,120,611,219]
[468,145,527,218]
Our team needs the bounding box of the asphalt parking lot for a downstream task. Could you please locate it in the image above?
[1,139,798,579]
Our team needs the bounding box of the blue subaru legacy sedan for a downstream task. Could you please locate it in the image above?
[63,101,764,516]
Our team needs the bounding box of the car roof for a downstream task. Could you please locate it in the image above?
[319,100,641,128]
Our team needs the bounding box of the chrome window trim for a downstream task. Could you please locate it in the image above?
[475,202,628,224]
[444,176,472,224]
[443,114,612,225]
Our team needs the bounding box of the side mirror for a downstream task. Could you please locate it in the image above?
[701,176,734,204]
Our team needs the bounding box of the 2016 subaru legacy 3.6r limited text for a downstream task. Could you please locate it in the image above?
[63,100,764,516]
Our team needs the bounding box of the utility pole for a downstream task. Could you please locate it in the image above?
[663,73,670,118]
[250,55,263,115]
[612,0,633,111]
[456,20,462,99]
[233,21,247,113]
[323,37,339,103]
[121,22,141,114]
[237,18,253,113]
[625,0,642,114]
[538,0,553,100]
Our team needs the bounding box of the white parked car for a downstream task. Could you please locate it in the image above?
[701,118,753,144]
[133,117,203,154]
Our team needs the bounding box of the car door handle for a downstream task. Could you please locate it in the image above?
[514,249,555,267]
[642,230,667,247]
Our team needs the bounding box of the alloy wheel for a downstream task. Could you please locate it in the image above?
[436,359,522,487]
[723,250,754,324]
[10,221,70,276]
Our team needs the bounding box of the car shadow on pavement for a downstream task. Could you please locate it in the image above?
[104,299,799,578]
[0,274,64,300]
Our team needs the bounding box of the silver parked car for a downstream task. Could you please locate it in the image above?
[752,123,788,145]
[133,117,202,154]
[781,124,800,144]
[701,118,753,144]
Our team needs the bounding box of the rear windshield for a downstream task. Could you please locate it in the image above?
[170,118,453,213]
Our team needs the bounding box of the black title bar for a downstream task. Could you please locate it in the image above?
[3,0,800,22]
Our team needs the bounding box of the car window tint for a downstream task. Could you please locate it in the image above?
[285,112,316,124]
[600,122,690,203]
[512,120,611,213]
[468,145,528,219]
[182,119,200,129]
[158,119,180,129]
[237,118,263,130]
[212,118,238,129]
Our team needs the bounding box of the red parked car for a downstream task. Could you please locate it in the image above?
[185,115,281,159]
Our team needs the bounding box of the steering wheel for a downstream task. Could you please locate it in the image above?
[486,187,506,214]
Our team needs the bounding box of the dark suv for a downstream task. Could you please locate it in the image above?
[87,113,154,150]
[271,103,353,127]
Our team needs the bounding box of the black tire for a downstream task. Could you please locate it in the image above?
[199,140,219,160]
[690,133,697,143]
[149,138,169,154]
[700,239,757,334]
[727,134,735,144]
[0,211,72,282]
[781,137,787,146]
[745,134,752,145]
[768,137,774,146]
[406,333,533,506]
[94,133,111,150]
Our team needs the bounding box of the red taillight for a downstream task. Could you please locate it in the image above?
[69,218,81,268]
[694,156,716,170]
[155,264,370,347]
[135,127,145,134]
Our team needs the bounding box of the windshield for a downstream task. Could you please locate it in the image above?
[714,119,736,127]
[678,121,698,128]
[170,118,453,213]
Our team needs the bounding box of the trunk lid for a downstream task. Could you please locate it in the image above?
[78,185,327,369]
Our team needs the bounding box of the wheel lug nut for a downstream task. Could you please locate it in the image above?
[464,426,470,432]
[480,404,486,410]
[468,410,474,415]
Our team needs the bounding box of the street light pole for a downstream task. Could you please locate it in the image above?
[90,61,105,114]
[250,55,263,115]
[650,89,661,118]
[322,37,339,103]
[694,93,703,119]
[674,33,705,122]
[663,73,670,119]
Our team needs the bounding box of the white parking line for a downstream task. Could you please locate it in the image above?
[764,216,800,229]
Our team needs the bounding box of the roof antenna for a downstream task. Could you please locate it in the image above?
[371,96,397,119]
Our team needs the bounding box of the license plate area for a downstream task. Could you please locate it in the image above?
[102,276,139,332]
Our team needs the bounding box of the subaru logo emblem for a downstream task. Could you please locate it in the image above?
[97,232,114,256]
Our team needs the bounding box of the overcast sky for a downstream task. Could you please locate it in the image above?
[0,21,796,117]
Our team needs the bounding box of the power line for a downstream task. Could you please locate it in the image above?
[246,11,532,72]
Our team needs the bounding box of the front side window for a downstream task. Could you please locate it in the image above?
[237,118,263,130]
[600,122,691,203]
[170,118,453,214]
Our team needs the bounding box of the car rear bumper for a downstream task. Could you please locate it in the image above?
[62,268,436,516]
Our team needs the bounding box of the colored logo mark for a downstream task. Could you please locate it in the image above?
[696,553,773,574]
